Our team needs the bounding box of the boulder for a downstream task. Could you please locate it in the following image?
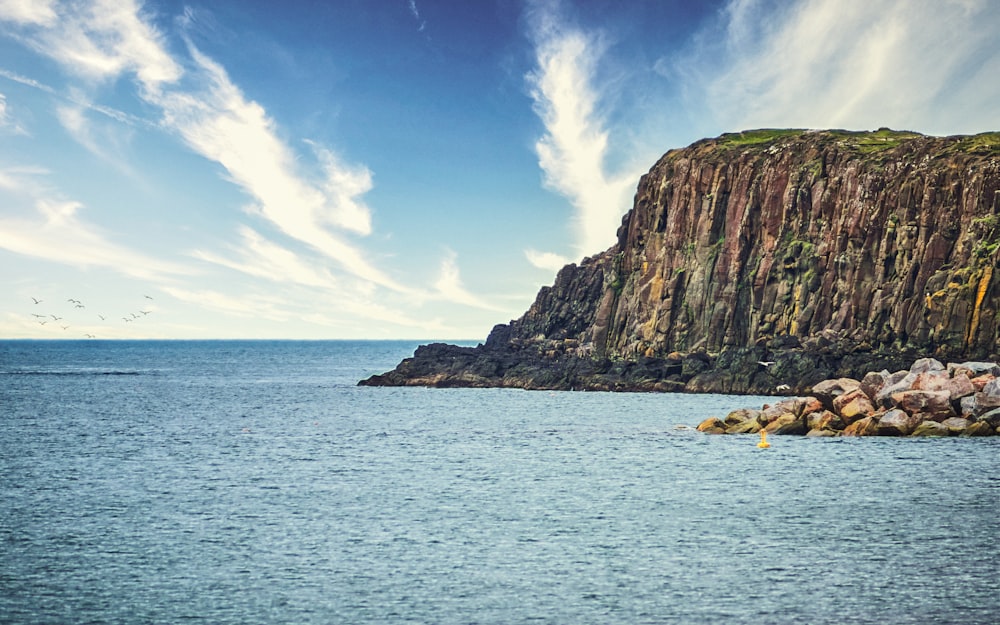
[811,378,861,411]
[959,395,978,417]
[833,388,876,424]
[913,371,976,400]
[860,370,890,400]
[759,403,797,425]
[800,396,825,416]
[815,411,846,431]
[910,357,946,374]
[806,428,838,437]
[971,374,996,392]
[724,408,760,427]
[977,408,1000,429]
[876,409,922,436]
[697,417,726,434]
[911,421,951,437]
[975,378,1000,412]
[875,372,918,407]
[940,417,972,435]
[973,390,1000,413]
[726,419,762,434]
[764,414,807,435]
[806,410,835,430]
[775,397,809,417]
[961,421,995,437]
[842,416,879,437]
[891,390,955,419]
[950,361,1000,377]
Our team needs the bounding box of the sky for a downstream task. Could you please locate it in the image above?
[1,0,998,340]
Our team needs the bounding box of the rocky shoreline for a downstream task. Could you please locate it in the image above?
[697,358,1000,437]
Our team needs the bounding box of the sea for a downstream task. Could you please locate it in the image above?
[1,340,997,625]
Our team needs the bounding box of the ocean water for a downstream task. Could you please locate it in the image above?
[1,340,997,625]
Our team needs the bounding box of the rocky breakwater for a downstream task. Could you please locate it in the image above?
[361,129,1000,394]
[697,358,1000,437]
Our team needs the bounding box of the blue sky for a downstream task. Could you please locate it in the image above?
[1,0,998,339]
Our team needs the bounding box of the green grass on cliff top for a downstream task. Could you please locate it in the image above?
[716,128,1000,155]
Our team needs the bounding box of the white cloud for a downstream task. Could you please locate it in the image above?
[526,1,642,259]
[152,42,405,290]
[0,0,57,25]
[433,250,503,311]
[192,226,341,290]
[1,0,418,297]
[525,248,570,272]
[56,100,137,173]
[0,169,188,280]
[12,0,182,91]
[0,90,28,135]
[705,0,1000,135]
[407,0,426,31]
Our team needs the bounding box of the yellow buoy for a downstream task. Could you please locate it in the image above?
[757,429,771,448]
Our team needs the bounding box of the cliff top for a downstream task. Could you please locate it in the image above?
[674,128,1000,160]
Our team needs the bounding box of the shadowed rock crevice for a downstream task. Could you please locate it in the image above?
[361,129,1000,394]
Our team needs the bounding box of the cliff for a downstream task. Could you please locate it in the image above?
[362,129,1000,394]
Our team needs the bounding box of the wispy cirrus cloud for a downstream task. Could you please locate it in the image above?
[0,92,26,134]
[0,0,417,297]
[525,0,643,261]
[433,250,504,311]
[699,0,1000,135]
[407,0,426,32]
[0,167,188,280]
[0,0,57,26]
[192,226,342,291]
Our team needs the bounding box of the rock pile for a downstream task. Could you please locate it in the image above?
[697,358,1000,437]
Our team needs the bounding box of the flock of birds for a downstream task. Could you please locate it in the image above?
[28,295,155,339]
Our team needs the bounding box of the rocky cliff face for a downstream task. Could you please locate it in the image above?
[362,129,1000,394]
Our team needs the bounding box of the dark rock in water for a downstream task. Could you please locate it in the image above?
[361,129,1000,393]
[911,421,951,437]
[962,421,995,436]
[940,417,973,435]
[697,417,727,434]
[764,414,807,435]
[843,416,879,437]
[976,407,1000,429]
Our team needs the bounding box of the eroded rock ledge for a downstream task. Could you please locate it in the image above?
[361,129,1000,395]
[696,358,1000,437]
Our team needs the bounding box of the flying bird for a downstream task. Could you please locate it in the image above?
[31,297,42,304]
[50,315,62,321]
[98,315,105,321]
[31,313,45,319]
[144,295,153,300]
[758,361,775,367]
